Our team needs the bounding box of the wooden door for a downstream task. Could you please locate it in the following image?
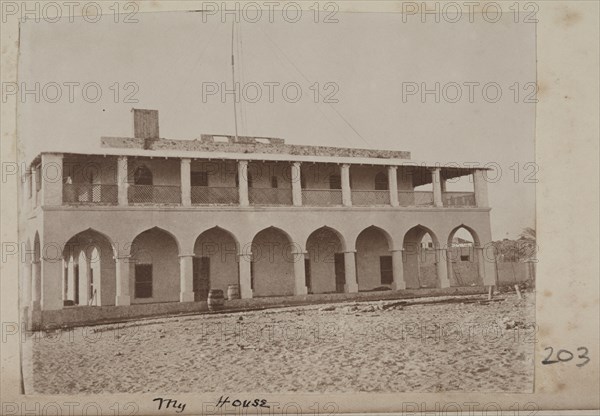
[193,257,210,301]
[334,253,345,293]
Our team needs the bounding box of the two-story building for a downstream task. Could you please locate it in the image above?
[20,109,496,327]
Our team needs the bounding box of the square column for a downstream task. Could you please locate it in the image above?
[343,251,358,292]
[473,169,489,207]
[238,252,253,298]
[390,249,406,290]
[179,254,195,302]
[341,164,352,207]
[117,156,129,206]
[436,248,450,288]
[388,166,399,207]
[40,153,63,206]
[432,168,443,207]
[238,161,249,206]
[291,162,303,206]
[475,246,486,284]
[114,256,131,306]
[40,257,64,311]
[293,251,308,295]
[67,256,76,301]
[181,158,192,207]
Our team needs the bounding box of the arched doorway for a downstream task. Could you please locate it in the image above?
[251,227,295,297]
[62,229,115,306]
[402,225,439,288]
[447,225,482,286]
[193,227,239,300]
[130,227,180,304]
[355,226,393,291]
[305,227,346,294]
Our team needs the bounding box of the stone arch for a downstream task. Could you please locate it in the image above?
[62,228,116,306]
[193,226,240,299]
[402,225,440,289]
[130,227,180,303]
[355,226,394,291]
[305,226,347,294]
[447,224,482,287]
[251,226,295,297]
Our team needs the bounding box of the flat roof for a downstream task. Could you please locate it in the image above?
[31,148,490,179]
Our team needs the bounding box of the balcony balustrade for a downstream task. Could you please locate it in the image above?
[63,183,118,205]
[398,191,434,207]
[191,186,238,205]
[249,188,293,205]
[443,192,476,207]
[352,190,391,206]
[128,184,181,204]
[302,189,343,206]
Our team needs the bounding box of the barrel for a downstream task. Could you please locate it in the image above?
[227,284,241,300]
[207,289,224,311]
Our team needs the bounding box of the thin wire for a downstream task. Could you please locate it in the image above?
[258,25,369,146]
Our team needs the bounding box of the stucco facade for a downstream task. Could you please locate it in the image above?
[20,110,496,326]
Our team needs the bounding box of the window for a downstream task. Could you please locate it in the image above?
[135,264,153,298]
[270,176,278,188]
[250,261,255,290]
[191,171,208,187]
[133,165,153,185]
[329,175,341,190]
[375,172,388,190]
[460,255,470,261]
[380,256,393,285]
[300,173,306,188]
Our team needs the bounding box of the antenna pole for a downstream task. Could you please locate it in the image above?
[231,21,239,141]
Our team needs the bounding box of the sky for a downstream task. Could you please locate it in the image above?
[17,10,536,239]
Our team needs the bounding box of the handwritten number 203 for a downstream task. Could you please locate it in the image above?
[542,347,590,367]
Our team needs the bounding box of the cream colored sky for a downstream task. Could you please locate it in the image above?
[17,10,536,239]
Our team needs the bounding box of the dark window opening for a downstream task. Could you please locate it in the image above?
[300,173,306,188]
[375,172,388,190]
[271,176,278,188]
[250,261,255,290]
[329,175,341,190]
[135,264,153,298]
[460,255,470,261]
[380,256,393,285]
[133,165,153,185]
[35,167,42,191]
[191,171,208,187]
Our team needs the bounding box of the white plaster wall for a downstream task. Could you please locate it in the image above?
[306,228,343,294]
[129,229,180,303]
[194,228,239,293]
[356,227,391,291]
[251,228,295,297]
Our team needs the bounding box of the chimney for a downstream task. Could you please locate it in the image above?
[132,108,159,140]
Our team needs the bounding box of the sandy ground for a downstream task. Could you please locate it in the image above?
[27,292,534,394]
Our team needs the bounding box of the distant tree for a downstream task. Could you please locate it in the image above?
[493,227,536,262]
